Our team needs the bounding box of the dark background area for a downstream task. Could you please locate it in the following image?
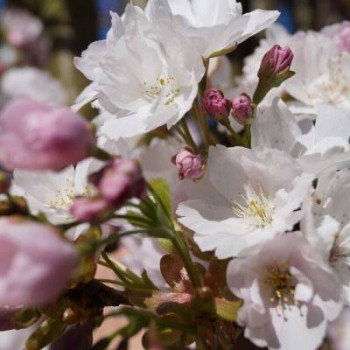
[2,0,350,55]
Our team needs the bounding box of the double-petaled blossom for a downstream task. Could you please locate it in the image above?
[0,99,95,171]
[177,145,312,259]
[227,234,343,350]
[11,159,99,225]
[145,0,279,58]
[75,5,204,139]
[0,9,43,48]
[0,217,78,307]
[1,67,67,107]
[322,21,350,53]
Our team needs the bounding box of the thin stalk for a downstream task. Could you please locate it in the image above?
[90,229,149,251]
[92,146,112,161]
[252,79,272,106]
[179,118,198,151]
[193,98,210,150]
[97,278,124,286]
[166,228,202,289]
[112,213,152,226]
[220,119,244,146]
[243,124,252,148]
[100,251,145,287]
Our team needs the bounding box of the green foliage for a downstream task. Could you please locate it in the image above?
[25,318,66,350]
[15,308,41,329]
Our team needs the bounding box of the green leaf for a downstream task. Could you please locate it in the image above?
[215,298,242,322]
[25,318,66,350]
[15,308,41,329]
[148,178,173,222]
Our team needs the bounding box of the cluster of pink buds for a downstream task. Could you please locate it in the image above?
[203,88,253,126]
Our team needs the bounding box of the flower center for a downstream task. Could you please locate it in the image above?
[231,185,274,228]
[264,262,298,310]
[308,77,349,106]
[329,233,350,265]
[48,177,91,209]
[307,55,350,107]
[143,75,180,106]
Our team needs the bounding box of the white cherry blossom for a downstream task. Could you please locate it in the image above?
[1,67,67,107]
[75,5,204,138]
[177,145,312,259]
[145,0,279,58]
[11,159,101,226]
[227,234,343,350]
[252,99,350,176]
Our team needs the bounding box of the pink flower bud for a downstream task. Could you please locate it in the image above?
[90,158,147,206]
[203,88,231,120]
[231,94,253,125]
[0,217,78,307]
[172,147,205,180]
[70,197,109,223]
[0,99,96,171]
[258,45,293,77]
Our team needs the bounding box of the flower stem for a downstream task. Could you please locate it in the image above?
[193,98,211,150]
[166,227,202,289]
[100,251,146,287]
[179,118,198,151]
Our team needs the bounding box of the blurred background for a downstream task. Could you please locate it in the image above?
[1,0,350,105]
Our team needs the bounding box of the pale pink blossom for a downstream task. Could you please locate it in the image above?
[328,307,350,350]
[0,217,78,307]
[0,9,43,48]
[0,99,95,171]
[323,21,350,53]
[227,234,343,350]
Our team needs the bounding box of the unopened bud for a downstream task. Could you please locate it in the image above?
[258,45,293,78]
[90,158,147,207]
[253,45,294,105]
[172,147,205,181]
[231,94,253,125]
[203,88,231,120]
[0,99,96,171]
[70,197,109,223]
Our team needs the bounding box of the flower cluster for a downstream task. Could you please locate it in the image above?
[1,1,350,350]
